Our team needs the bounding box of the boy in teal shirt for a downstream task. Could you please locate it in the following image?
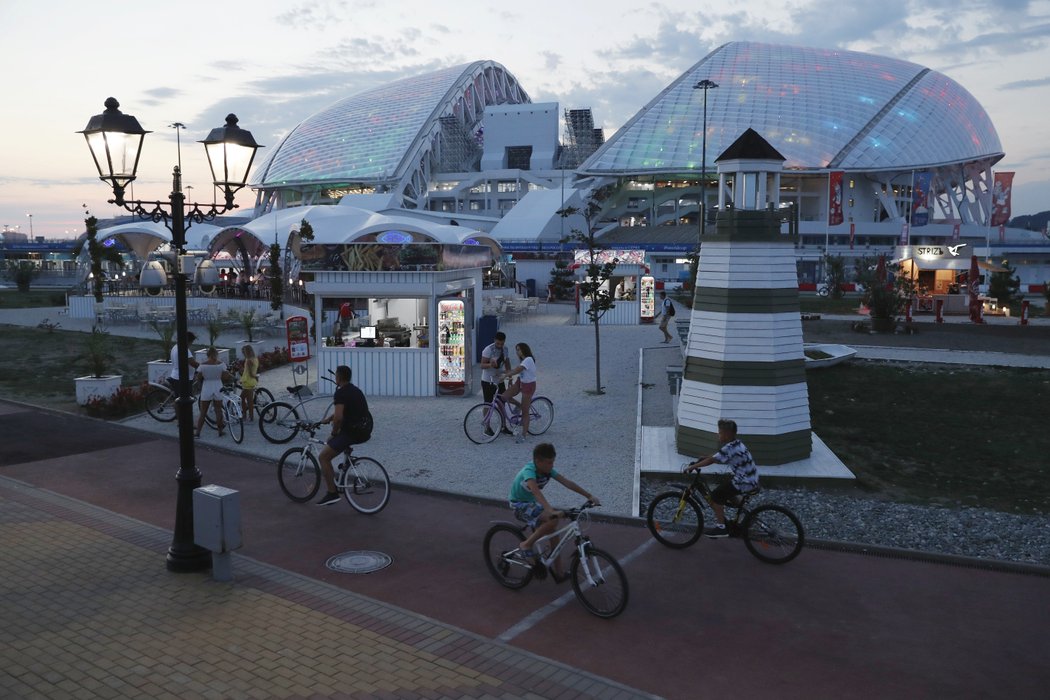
[504,442,600,562]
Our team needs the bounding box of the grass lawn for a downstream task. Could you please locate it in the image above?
[0,324,163,412]
[808,361,1050,515]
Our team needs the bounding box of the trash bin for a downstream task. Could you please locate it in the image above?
[476,314,499,362]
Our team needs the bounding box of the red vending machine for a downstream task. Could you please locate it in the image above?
[437,299,466,395]
[285,315,311,362]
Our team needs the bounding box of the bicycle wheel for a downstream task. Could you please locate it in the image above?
[646,492,704,548]
[226,401,244,444]
[743,505,804,564]
[463,403,503,444]
[340,456,390,514]
[145,386,177,422]
[253,386,275,415]
[483,524,533,590]
[277,447,321,502]
[526,397,554,435]
[570,545,629,618]
[258,402,301,444]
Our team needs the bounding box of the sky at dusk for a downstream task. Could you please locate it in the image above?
[2,0,1049,238]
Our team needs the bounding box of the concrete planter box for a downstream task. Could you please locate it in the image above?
[75,375,122,406]
[147,360,173,384]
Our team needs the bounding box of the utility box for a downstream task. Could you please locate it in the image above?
[193,485,242,581]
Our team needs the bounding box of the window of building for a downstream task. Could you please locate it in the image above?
[469,201,483,211]
[497,181,518,193]
[506,146,533,170]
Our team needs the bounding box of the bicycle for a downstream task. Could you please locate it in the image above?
[146,377,273,423]
[199,384,245,444]
[463,392,554,444]
[258,383,334,444]
[483,501,628,618]
[276,421,390,514]
[645,468,804,564]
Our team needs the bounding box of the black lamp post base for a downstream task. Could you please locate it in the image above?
[166,546,212,573]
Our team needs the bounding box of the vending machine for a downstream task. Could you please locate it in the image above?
[437,299,468,395]
[640,275,656,323]
[285,315,311,361]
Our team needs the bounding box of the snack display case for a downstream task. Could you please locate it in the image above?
[437,299,467,395]
[640,276,656,323]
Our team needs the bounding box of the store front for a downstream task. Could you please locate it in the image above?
[895,245,1008,314]
[571,250,649,325]
[302,242,489,397]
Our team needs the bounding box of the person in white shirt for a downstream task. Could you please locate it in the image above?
[501,342,537,444]
[480,331,511,404]
[168,330,200,389]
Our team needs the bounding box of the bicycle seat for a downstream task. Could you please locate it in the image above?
[728,488,761,507]
[287,385,313,397]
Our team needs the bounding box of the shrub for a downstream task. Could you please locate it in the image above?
[84,383,149,419]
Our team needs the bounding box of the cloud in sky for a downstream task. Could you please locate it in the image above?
[5,0,1050,233]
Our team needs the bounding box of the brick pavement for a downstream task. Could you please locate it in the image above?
[0,475,656,700]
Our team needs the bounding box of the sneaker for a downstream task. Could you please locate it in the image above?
[484,427,495,436]
[501,427,514,435]
[515,434,526,444]
[703,525,728,539]
[316,492,341,506]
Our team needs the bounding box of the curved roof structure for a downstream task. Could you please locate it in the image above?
[251,61,530,207]
[580,41,1003,175]
[90,221,223,258]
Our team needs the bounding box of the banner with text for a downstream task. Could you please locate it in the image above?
[911,172,932,227]
[990,171,1014,226]
[828,171,844,226]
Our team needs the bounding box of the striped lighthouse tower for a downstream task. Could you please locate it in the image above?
[675,129,811,465]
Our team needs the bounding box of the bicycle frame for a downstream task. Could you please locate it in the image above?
[501,506,603,586]
[677,471,756,527]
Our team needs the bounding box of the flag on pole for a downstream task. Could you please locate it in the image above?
[951,222,961,243]
[990,171,1014,226]
[849,222,855,250]
[911,172,932,227]
[828,171,844,225]
[999,224,1006,242]
[899,222,909,246]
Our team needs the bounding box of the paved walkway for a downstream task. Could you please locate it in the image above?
[3,303,1050,698]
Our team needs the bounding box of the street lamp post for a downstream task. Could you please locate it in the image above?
[26,213,33,236]
[693,79,718,246]
[79,97,261,572]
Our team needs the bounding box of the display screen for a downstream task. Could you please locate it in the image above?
[360,326,377,339]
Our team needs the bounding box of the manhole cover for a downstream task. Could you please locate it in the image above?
[325,551,392,574]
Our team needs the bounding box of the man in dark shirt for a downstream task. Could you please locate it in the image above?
[316,365,370,505]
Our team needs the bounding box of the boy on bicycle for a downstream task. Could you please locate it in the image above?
[683,418,759,538]
[503,442,600,563]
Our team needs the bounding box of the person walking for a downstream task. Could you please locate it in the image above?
[501,342,537,444]
[657,290,676,343]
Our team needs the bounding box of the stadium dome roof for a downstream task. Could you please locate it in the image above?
[580,41,1003,175]
[251,60,530,192]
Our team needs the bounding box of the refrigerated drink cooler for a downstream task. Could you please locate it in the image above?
[437,299,471,395]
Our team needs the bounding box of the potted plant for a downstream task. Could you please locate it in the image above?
[74,327,123,405]
[146,319,176,383]
[195,316,230,365]
[235,308,264,356]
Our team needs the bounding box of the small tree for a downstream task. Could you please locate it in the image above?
[547,259,575,300]
[557,186,616,395]
[268,243,283,312]
[238,308,258,342]
[989,259,1021,306]
[206,317,224,348]
[72,207,124,303]
[3,260,39,292]
[822,253,847,299]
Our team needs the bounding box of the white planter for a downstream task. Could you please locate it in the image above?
[195,348,230,365]
[75,375,123,406]
[147,360,173,384]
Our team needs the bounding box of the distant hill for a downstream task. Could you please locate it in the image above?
[1010,211,1050,232]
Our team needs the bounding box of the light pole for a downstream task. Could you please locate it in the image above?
[693,79,718,246]
[79,97,261,572]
